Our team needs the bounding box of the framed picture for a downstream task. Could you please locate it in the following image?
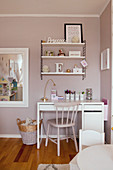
[64,23,83,43]
[101,48,110,70]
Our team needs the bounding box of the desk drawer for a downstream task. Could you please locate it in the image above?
[39,104,82,111]
[84,104,103,111]
[40,104,55,111]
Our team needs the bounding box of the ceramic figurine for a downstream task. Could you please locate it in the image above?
[58,49,65,56]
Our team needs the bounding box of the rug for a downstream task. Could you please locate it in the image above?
[38,164,70,170]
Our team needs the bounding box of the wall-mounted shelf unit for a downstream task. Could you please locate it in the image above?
[40,40,86,80]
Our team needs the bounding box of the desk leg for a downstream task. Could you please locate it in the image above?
[41,112,43,141]
[101,103,104,132]
[37,103,40,149]
[81,104,84,130]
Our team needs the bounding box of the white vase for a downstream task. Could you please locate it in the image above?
[65,93,70,100]
[75,93,79,101]
[71,94,75,101]
[80,94,85,101]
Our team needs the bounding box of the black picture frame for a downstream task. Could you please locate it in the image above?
[64,23,83,43]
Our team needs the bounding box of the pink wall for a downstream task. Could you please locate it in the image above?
[100,1,111,143]
[0,17,100,135]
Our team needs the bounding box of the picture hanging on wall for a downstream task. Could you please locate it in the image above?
[64,23,83,43]
[101,48,110,70]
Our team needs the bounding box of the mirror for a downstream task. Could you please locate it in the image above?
[0,48,29,107]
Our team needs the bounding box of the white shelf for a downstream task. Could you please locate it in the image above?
[41,56,85,59]
[41,72,85,75]
[42,42,85,46]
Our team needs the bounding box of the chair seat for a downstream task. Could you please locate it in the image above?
[47,118,75,128]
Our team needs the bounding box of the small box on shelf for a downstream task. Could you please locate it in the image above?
[73,68,82,74]
[69,51,81,56]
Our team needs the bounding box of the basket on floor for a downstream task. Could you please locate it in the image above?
[16,118,41,145]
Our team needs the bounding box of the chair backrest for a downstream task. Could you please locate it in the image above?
[54,102,79,125]
[79,129,105,152]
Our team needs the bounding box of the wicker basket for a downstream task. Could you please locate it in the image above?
[16,118,41,145]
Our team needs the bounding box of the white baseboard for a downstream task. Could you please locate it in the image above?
[0,134,78,139]
[0,134,21,138]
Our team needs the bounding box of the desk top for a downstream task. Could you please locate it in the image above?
[77,145,113,170]
[37,100,104,105]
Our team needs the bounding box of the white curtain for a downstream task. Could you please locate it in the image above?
[15,62,23,84]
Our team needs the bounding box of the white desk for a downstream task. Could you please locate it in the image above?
[37,100,104,149]
[76,145,113,170]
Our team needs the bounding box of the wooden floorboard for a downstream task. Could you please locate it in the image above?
[0,138,78,170]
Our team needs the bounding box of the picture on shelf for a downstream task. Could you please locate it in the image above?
[64,23,83,43]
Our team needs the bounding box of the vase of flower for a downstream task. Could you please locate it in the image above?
[80,94,84,100]
[65,93,70,100]
[65,89,71,100]
[75,93,79,101]
[70,91,75,101]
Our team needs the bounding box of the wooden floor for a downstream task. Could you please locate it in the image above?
[0,138,78,170]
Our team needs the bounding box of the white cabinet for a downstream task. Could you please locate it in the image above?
[82,103,104,133]
[40,40,86,80]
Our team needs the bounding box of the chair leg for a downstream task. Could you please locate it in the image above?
[66,127,68,143]
[45,123,50,147]
[57,127,60,156]
[72,126,78,152]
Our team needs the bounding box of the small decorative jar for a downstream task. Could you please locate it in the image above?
[86,88,92,100]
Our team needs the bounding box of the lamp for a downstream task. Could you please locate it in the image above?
[41,79,56,102]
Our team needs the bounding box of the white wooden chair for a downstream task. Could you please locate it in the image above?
[79,129,105,152]
[45,102,80,156]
